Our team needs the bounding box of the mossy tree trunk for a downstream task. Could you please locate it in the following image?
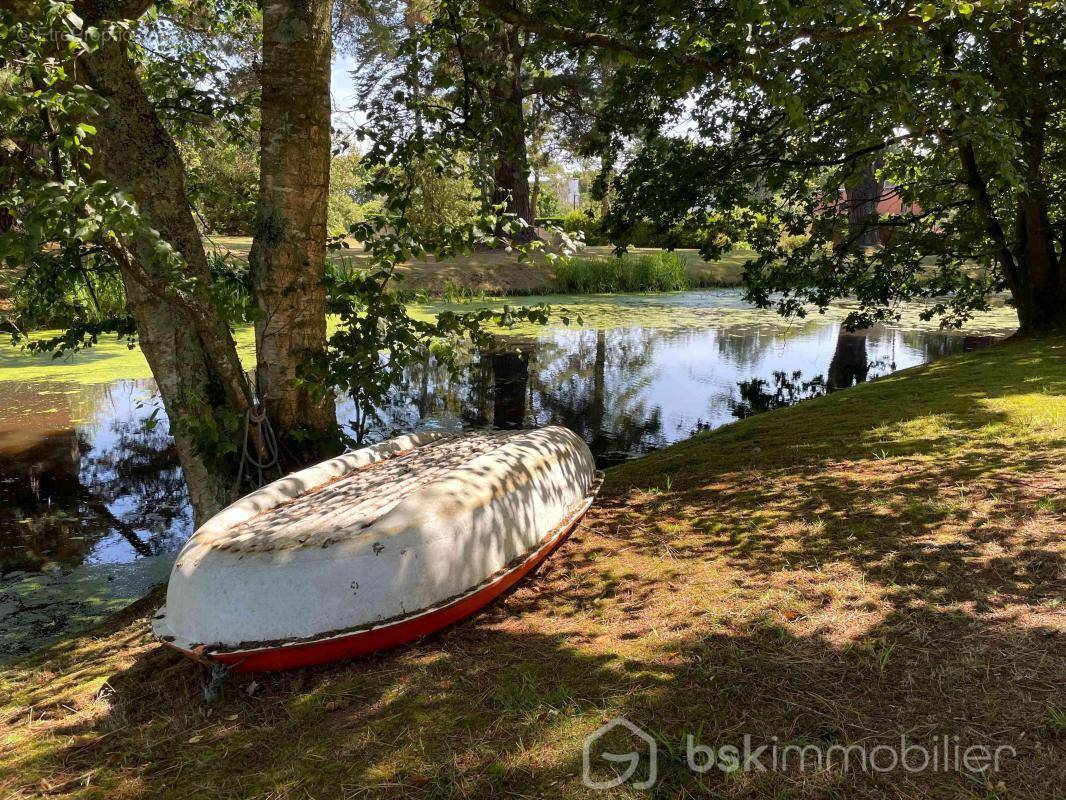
[250,0,337,457]
[80,36,254,524]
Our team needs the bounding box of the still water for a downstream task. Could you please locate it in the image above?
[0,290,1009,657]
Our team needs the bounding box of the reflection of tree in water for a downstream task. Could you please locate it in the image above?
[527,328,667,465]
[457,343,535,430]
[729,370,828,419]
[826,331,871,390]
[345,323,980,466]
[0,398,189,573]
[490,346,532,429]
[358,328,671,465]
[78,417,190,558]
[0,427,85,572]
[728,330,884,419]
[899,329,982,360]
[334,349,475,442]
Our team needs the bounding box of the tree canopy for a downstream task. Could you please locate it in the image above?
[3,0,1064,522]
[480,0,1066,332]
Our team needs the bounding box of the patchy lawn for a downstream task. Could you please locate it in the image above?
[1,336,1064,799]
[209,235,751,295]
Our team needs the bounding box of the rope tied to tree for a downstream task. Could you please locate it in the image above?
[234,403,281,497]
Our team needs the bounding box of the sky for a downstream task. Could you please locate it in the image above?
[331,53,367,132]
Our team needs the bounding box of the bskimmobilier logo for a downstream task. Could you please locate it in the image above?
[582,717,658,790]
[581,716,1016,790]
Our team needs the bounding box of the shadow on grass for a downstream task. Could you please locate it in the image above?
[7,599,1061,798]
[4,337,1064,798]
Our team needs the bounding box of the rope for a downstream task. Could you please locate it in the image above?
[234,403,281,496]
[202,661,231,704]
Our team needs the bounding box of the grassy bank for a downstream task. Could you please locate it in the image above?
[213,236,752,295]
[2,336,1064,798]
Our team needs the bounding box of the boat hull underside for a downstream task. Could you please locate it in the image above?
[155,491,594,672]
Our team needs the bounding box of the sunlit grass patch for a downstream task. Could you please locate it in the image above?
[980,391,1066,431]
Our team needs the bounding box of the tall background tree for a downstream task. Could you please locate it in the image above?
[341,0,602,240]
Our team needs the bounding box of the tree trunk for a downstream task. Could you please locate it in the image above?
[962,17,1066,334]
[1011,91,1066,331]
[844,161,882,250]
[494,135,534,231]
[490,27,536,241]
[80,38,254,524]
[957,140,1066,333]
[530,167,541,221]
[1012,231,1066,332]
[250,0,337,457]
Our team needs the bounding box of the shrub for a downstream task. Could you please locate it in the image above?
[534,215,565,227]
[559,209,609,245]
[618,219,711,249]
[553,251,689,293]
[779,232,811,252]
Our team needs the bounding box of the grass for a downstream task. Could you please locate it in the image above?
[1,336,1064,798]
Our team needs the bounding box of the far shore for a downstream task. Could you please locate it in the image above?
[209,236,753,295]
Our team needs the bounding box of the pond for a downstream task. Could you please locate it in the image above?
[0,290,1015,658]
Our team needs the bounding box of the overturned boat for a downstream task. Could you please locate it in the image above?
[153,426,600,672]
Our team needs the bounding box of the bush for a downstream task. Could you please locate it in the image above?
[553,251,689,293]
[779,232,811,252]
[559,209,609,245]
[618,219,711,249]
[534,187,562,218]
[561,209,592,233]
[534,215,565,227]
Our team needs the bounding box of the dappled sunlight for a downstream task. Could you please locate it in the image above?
[980,392,1066,432]
[1,337,1063,798]
[158,427,596,661]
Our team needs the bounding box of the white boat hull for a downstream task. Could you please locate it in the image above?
[153,427,599,671]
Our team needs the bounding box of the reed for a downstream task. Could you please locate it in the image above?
[552,251,689,293]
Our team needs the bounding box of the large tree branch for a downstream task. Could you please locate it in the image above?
[956,140,1021,293]
[524,71,592,98]
[74,0,156,25]
[754,134,921,170]
[479,0,934,75]
[479,0,726,70]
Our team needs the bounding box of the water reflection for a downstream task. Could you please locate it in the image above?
[0,383,187,575]
[2,317,986,579]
